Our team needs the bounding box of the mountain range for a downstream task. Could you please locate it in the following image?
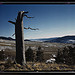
[44,36,75,43]
[31,36,75,44]
[0,35,75,44]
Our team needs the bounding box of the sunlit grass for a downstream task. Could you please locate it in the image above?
[0,61,75,72]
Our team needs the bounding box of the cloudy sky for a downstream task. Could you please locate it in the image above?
[0,4,75,39]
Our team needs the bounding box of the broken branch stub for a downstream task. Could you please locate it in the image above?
[8,21,16,25]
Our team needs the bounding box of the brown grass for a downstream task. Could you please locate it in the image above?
[0,61,75,72]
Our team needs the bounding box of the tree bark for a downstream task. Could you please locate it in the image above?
[15,11,26,65]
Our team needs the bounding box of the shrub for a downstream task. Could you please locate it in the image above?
[0,50,5,61]
[36,46,44,62]
[56,46,75,65]
[4,57,13,69]
[25,46,34,62]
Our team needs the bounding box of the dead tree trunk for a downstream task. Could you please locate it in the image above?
[8,11,26,65]
[15,11,26,65]
[8,11,38,65]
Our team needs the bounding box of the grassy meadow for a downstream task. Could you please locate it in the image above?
[0,40,75,72]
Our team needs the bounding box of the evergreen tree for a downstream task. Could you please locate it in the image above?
[56,46,75,65]
[36,46,44,62]
[67,46,75,65]
[0,50,5,60]
[56,49,63,63]
[25,46,34,62]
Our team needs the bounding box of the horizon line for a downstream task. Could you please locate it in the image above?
[0,34,75,39]
[25,35,75,39]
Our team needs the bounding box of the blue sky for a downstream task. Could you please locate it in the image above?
[0,4,75,39]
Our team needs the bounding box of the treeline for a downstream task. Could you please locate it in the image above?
[25,46,44,62]
[0,46,44,62]
[1,45,75,65]
[26,45,75,65]
[56,46,75,65]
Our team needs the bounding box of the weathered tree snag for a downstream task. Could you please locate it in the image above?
[15,11,26,65]
[8,11,26,65]
[8,11,38,65]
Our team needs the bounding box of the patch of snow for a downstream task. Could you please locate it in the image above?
[67,40,75,43]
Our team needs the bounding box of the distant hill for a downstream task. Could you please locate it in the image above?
[44,36,75,44]
[30,37,57,42]
[24,39,31,41]
[0,36,15,41]
[0,36,31,41]
[1,36,75,44]
[31,35,75,44]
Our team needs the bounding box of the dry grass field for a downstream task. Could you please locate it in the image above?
[0,61,75,72]
[0,40,75,72]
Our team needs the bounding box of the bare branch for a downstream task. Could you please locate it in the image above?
[24,27,39,30]
[32,28,39,30]
[12,33,15,36]
[24,27,29,29]
[24,15,34,18]
[8,21,16,25]
[30,28,39,30]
